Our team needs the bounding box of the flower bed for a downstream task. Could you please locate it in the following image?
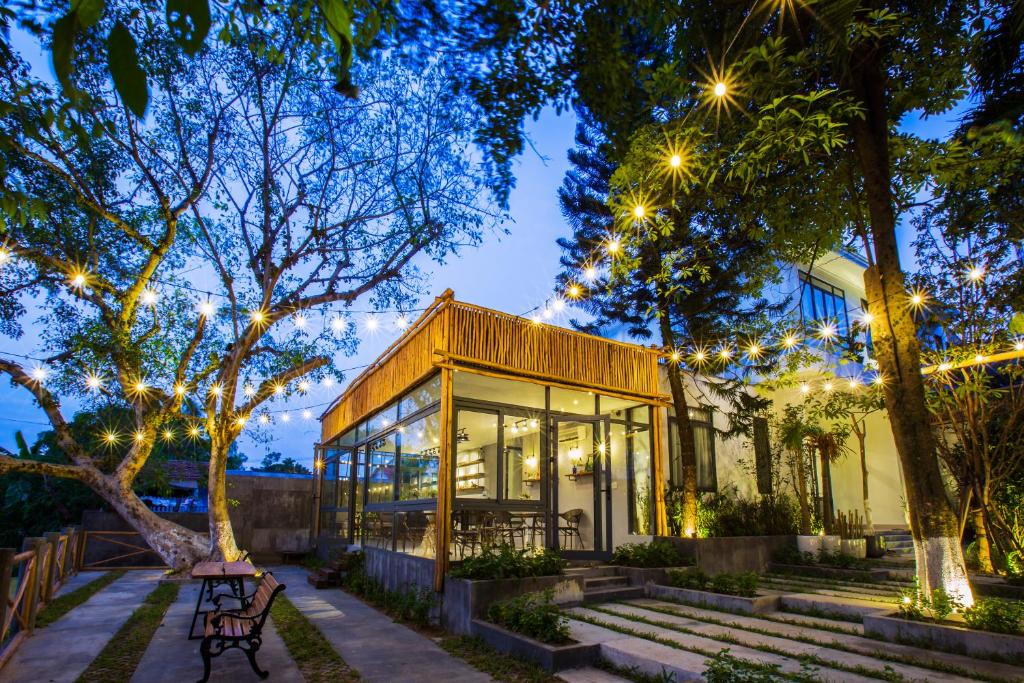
[469,619,598,672]
[863,612,1024,662]
[649,568,778,613]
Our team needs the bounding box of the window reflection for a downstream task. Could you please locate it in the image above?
[455,410,498,498]
[400,414,440,500]
[504,417,542,501]
[367,433,396,504]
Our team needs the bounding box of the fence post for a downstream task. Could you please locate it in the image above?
[21,538,44,633]
[62,527,76,579]
[0,548,13,641]
[42,532,60,602]
[74,528,86,571]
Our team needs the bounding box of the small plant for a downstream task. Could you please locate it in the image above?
[449,544,567,580]
[703,649,790,682]
[834,510,865,540]
[963,597,1024,635]
[486,589,571,644]
[896,579,962,623]
[610,540,687,568]
[817,549,862,569]
[771,546,815,566]
[667,567,709,590]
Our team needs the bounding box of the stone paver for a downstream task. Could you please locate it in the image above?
[567,606,879,683]
[558,666,633,683]
[53,570,108,597]
[271,566,493,683]
[628,598,1024,682]
[130,579,302,683]
[0,570,163,683]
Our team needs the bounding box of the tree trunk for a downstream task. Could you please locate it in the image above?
[657,307,699,537]
[207,439,242,561]
[794,447,812,535]
[973,507,994,574]
[855,426,874,532]
[818,443,835,534]
[848,42,973,605]
[91,473,208,572]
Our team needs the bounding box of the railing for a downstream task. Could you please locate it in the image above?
[0,527,85,671]
[79,530,166,570]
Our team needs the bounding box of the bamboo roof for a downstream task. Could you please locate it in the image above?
[320,290,663,443]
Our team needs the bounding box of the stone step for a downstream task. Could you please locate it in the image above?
[582,586,644,604]
[585,576,630,589]
[306,567,339,589]
[567,566,620,579]
[780,592,894,621]
[566,607,878,683]
[557,666,634,683]
[624,599,1024,683]
[567,619,707,682]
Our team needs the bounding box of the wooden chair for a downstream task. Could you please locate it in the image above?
[198,573,285,683]
[558,509,585,550]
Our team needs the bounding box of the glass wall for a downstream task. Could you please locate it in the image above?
[317,373,441,558]
[668,406,718,493]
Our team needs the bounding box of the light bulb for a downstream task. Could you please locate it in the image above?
[528,419,538,429]
[302,409,312,420]
[669,154,682,168]
[134,380,148,394]
[719,348,732,360]
[974,354,985,364]
[141,289,158,306]
[819,322,836,340]
[199,301,215,317]
[583,266,597,282]
[395,315,409,330]
[542,308,552,320]
[209,384,222,396]
[670,351,681,363]
[294,313,307,328]
[85,374,103,391]
[174,383,186,396]
[250,309,265,325]
[298,380,310,393]
[162,429,174,441]
[606,239,620,254]
[566,284,581,299]
[134,430,145,442]
[330,316,345,332]
[800,383,810,394]
[713,81,727,97]
[188,426,201,438]
[281,412,291,423]
[747,343,761,358]
[848,378,860,389]
[104,431,119,444]
[323,377,335,388]
[873,374,885,386]
[235,415,248,428]
[1015,341,1024,352]
[70,272,87,288]
[693,350,706,362]
[273,383,285,396]
[259,414,270,425]
[552,298,565,312]
[243,384,255,397]
[365,316,380,331]
[938,362,952,372]
[531,315,542,325]
[633,205,646,218]
[822,381,833,392]
[783,335,797,348]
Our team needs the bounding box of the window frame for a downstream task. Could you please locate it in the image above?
[798,270,849,337]
[667,406,718,494]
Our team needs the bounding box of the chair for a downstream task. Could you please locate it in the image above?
[397,511,431,553]
[451,509,483,559]
[558,509,585,550]
[494,510,526,548]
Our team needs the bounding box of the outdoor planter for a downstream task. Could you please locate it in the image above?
[796,535,822,556]
[820,534,841,554]
[840,538,867,559]
[768,562,888,583]
[863,612,1024,663]
[646,583,780,614]
[470,619,599,672]
[443,574,585,635]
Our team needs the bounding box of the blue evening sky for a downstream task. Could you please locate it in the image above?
[0,31,970,469]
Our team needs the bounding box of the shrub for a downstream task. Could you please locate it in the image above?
[610,540,687,568]
[449,544,567,580]
[771,546,814,566]
[667,567,709,591]
[963,597,1024,635]
[486,589,570,644]
[696,492,798,537]
[816,550,863,569]
[667,569,758,597]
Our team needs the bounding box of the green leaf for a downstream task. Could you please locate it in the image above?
[166,0,211,56]
[107,21,149,118]
[73,0,105,28]
[52,12,78,93]
[318,0,358,97]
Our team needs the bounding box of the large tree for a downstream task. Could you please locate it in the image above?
[0,9,493,568]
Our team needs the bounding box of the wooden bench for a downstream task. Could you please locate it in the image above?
[197,572,286,683]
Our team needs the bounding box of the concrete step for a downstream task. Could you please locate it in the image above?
[582,586,644,604]
[567,566,620,579]
[625,599,1024,683]
[585,576,630,589]
[779,592,894,621]
[557,667,634,683]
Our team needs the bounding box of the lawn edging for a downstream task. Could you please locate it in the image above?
[863,612,1024,663]
[469,618,598,672]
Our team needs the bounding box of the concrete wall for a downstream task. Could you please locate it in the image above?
[81,471,314,564]
[363,546,435,593]
[657,535,795,574]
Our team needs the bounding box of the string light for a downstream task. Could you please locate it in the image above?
[199,301,215,317]
[298,380,311,393]
[302,409,312,420]
[909,289,927,309]
[235,415,248,428]
[188,425,201,438]
[273,383,285,396]
[822,381,833,392]
[746,342,762,359]
[134,430,146,443]
[103,430,119,445]
[583,266,597,282]
[800,383,810,394]
[30,366,48,382]
[209,384,222,396]
[330,316,345,333]
[365,315,380,331]
[606,238,620,255]
[967,265,985,282]
[718,347,733,361]
[250,309,266,326]
[395,315,409,330]
[281,412,291,423]
[141,289,158,306]
[860,311,874,326]
[531,315,542,325]
[632,205,646,219]
[669,154,682,168]
[974,354,985,364]
[132,379,148,395]
[692,349,707,363]
[293,313,307,328]
[69,271,87,289]
[85,374,103,391]
[542,308,553,320]
[1015,340,1024,352]
[670,350,681,363]
[162,428,174,442]
[873,373,885,386]
[552,297,566,312]
[566,284,582,299]
[0,247,9,264]
[782,334,799,349]
[174,383,186,396]
[818,321,837,341]
[243,384,256,397]
[848,377,860,389]
[713,81,727,97]
[322,377,335,388]
[259,414,270,425]
[938,362,952,372]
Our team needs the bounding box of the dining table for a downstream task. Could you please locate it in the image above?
[188,560,258,639]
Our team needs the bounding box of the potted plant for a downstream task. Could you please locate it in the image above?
[837,510,867,559]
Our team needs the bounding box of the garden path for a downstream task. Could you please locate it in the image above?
[271,565,496,683]
[0,570,163,683]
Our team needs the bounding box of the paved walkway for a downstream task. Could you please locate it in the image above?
[0,571,164,683]
[271,566,494,683]
[130,579,302,683]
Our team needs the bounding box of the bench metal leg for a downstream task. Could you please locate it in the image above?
[244,642,269,679]
[197,638,212,683]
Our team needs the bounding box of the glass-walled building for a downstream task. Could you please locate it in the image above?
[314,291,668,588]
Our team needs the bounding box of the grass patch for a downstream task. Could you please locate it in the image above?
[37,571,125,628]
[438,635,562,683]
[74,581,178,683]
[271,593,361,682]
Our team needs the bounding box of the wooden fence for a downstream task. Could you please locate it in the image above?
[0,527,85,671]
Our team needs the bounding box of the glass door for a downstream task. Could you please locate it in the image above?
[551,416,610,556]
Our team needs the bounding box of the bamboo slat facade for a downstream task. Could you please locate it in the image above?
[321,292,664,443]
